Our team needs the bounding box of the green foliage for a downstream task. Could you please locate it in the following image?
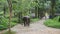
[0,0,60,31]
[0,16,8,30]
[0,16,17,30]
[44,16,60,29]
[31,18,39,22]
[11,18,18,23]
[53,16,60,21]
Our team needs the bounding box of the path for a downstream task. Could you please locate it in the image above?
[0,18,60,34]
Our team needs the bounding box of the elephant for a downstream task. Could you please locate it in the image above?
[22,16,30,26]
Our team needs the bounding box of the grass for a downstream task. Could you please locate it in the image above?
[44,17,60,29]
[31,18,40,22]
[2,31,16,34]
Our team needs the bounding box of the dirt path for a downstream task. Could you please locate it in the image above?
[11,19,60,34]
[0,18,60,34]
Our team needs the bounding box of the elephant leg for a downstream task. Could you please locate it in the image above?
[24,21,26,26]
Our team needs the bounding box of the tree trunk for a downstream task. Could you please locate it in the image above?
[38,8,40,18]
[3,5,6,17]
[35,0,39,18]
[7,0,12,34]
[18,12,22,23]
[35,6,38,18]
[18,12,20,23]
[50,0,56,18]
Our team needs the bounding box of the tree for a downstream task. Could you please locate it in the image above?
[7,0,12,34]
[34,0,39,18]
[50,0,56,17]
[37,0,46,18]
[12,0,35,23]
[3,4,6,17]
[0,0,7,17]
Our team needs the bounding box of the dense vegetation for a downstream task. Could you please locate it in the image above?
[0,0,60,34]
[44,16,60,29]
[0,16,17,30]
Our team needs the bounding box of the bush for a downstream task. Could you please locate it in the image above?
[0,16,17,30]
[53,16,60,21]
[44,17,60,29]
[31,18,39,22]
[0,25,7,30]
[0,16,8,30]
[11,18,18,23]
